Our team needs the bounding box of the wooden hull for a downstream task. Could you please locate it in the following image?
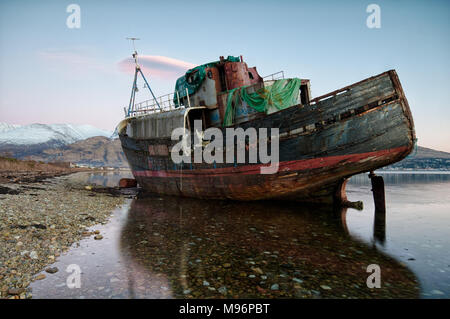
[119,70,415,204]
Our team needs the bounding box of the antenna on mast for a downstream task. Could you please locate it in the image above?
[125,37,161,116]
[126,37,140,66]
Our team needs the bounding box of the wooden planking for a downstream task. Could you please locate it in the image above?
[120,101,412,171]
[123,102,411,173]
[312,74,394,112]
[238,73,395,133]
[280,102,411,160]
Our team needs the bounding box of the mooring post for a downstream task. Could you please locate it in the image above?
[373,204,386,245]
[369,171,386,213]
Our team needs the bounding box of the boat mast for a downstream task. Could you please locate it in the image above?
[126,37,161,117]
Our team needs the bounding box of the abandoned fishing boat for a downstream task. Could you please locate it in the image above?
[117,52,415,205]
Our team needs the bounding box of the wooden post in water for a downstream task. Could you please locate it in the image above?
[369,171,386,213]
[369,171,386,244]
[373,205,386,245]
[369,171,386,245]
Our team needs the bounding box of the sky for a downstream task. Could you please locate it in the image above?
[0,0,449,151]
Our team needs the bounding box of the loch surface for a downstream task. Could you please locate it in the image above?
[29,171,450,298]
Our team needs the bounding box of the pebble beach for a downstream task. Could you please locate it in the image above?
[0,174,124,299]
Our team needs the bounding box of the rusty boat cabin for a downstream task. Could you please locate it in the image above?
[118,55,415,205]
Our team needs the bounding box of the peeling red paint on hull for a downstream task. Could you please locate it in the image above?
[132,146,410,203]
[133,147,407,178]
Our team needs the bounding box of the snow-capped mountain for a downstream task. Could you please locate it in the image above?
[0,123,21,133]
[0,123,113,146]
[0,123,127,167]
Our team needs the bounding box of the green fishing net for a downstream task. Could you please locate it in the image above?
[223,78,302,127]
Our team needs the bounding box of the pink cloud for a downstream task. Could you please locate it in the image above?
[117,55,196,80]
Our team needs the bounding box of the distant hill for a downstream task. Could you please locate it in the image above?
[413,146,450,159]
[24,136,128,168]
[382,146,450,170]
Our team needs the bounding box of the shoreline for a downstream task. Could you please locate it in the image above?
[1,168,436,299]
[0,172,127,299]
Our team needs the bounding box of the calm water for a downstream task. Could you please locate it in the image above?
[346,171,450,298]
[30,171,450,298]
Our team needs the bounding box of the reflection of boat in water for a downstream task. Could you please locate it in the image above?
[119,196,419,298]
[118,52,416,204]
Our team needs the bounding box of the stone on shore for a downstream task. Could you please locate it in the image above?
[33,274,46,281]
[45,267,58,274]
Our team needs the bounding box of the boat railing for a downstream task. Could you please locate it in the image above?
[126,89,191,118]
[263,71,285,81]
[126,71,285,117]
